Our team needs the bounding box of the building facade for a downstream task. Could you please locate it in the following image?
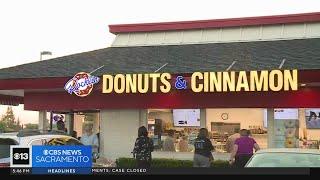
[1,12,320,160]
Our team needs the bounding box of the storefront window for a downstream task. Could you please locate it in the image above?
[148,108,269,153]
[207,108,268,152]
[148,109,200,152]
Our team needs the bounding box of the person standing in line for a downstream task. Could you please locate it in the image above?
[193,128,214,167]
[56,120,67,133]
[178,135,189,152]
[132,126,154,168]
[162,130,176,152]
[229,129,260,167]
[225,128,240,153]
[71,130,78,139]
[80,124,99,155]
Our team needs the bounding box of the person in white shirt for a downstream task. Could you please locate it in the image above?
[80,124,99,154]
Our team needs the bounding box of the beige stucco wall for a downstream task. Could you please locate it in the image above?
[100,109,147,160]
[73,114,84,137]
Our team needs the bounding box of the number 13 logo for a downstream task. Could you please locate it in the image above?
[13,153,28,160]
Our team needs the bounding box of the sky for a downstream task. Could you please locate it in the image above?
[0,0,320,124]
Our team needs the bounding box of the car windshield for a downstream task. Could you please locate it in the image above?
[0,138,18,159]
[246,152,320,167]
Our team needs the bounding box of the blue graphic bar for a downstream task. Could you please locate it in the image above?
[32,145,92,168]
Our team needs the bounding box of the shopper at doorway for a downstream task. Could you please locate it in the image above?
[225,128,240,153]
[178,136,189,152]
[56,120,67,133]
[132,126,154,168]
[80,124,99,154]
[229,129,260,167]
[71,130,77,139]
[193,128,214,167]
[162,130,176,151]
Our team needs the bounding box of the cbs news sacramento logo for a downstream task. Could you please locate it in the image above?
[10,146,92,174]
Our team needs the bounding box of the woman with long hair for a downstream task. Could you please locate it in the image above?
[132,126,154,168]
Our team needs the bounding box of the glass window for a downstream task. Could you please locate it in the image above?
[148,109,200,152]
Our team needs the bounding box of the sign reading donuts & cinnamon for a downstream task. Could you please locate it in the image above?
[64,69,298,97]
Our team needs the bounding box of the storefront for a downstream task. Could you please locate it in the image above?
[1,12,320,160]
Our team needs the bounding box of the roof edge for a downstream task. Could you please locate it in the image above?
[0,69,320,90]
[109,12,320,34]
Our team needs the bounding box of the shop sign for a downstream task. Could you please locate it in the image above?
[64,72,100,97]
[102,69,298,94]
[31,145,92,174]
[64,69,298,96]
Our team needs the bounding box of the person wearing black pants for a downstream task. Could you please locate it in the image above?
[137,160,151,168]
[234,154,253,167]
[132,126,154,168]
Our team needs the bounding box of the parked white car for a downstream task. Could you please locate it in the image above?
[0,130,83,167]
[245,148,320,167]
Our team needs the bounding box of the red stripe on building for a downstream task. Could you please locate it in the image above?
[24,87,320,111]
[0,77,70,90]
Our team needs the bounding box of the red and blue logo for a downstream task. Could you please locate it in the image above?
[64,72,100,97]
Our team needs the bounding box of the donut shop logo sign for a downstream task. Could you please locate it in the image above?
[64,72,100,97]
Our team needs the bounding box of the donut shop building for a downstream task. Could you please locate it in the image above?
[1,12,320,160]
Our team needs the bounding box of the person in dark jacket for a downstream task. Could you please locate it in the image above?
[193,128,214,167]
[56,120,67,133]
[132,126,154,168]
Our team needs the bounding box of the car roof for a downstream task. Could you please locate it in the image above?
[0,133,77,142]
[0,132,19,140]
[0,157,10,163]
[0,132,19,137]
[256,148,320,154]
[24,134,74,139]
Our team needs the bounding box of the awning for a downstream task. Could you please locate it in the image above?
[0,95,23,106]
